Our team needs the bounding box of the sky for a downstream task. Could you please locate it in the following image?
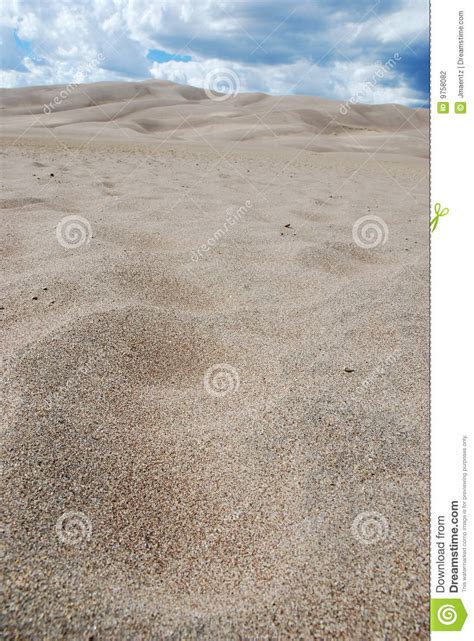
[0,0,429,106]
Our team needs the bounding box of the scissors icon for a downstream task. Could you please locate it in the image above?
[430,203,449,232]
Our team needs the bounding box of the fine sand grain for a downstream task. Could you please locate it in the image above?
[1,80,429,640]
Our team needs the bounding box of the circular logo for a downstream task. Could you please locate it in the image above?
[204,364,240,397]
[56,215,92,249]
[351,511,389,544]
[204,68,240,101]
[437,604,457,626]
[55,511,92,545]
[352,215,388,249]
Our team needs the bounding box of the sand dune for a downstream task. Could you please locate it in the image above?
[0,79,428,156]
[1,81,429,640]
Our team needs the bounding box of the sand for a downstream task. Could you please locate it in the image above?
[1,80,429,640]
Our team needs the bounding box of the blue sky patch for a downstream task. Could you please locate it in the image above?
[147,49,192,64]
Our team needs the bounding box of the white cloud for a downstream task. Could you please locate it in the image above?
[0,0,428,105]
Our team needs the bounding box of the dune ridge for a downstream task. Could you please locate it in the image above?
[1,79,428,156]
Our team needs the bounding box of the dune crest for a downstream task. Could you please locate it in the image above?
[0,80,428,156]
